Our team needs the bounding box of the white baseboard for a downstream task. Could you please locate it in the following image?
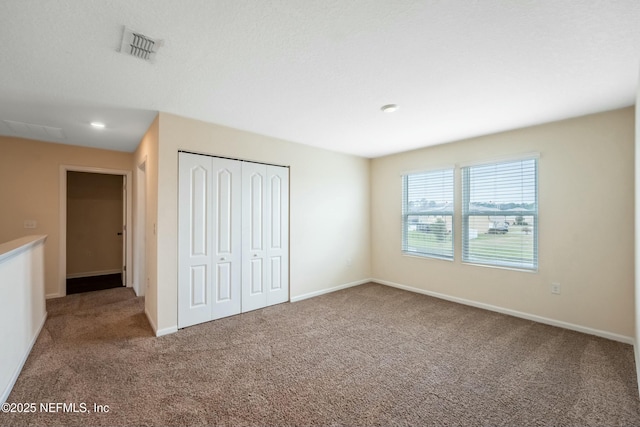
[290,278,372,303]
[1,312,47,405]
[45,293,62,299]
[373,278,634,345]
[156,325,178,337]
[144,308,177,337]
[144,308,157,335]
[66,269,121,279]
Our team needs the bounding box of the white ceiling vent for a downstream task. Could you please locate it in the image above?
[119,27,163,62]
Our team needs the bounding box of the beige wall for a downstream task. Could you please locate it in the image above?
[3,107,630,339]
[66,172,123,276]
[133,115,159,329]
[371,107,635,338]
[0,137,133,297]
[153,112,371,332]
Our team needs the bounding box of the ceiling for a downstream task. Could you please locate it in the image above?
[0,1,639,158]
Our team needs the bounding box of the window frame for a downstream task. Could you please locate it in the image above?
[461,156,539,271]
[401,167,455,261]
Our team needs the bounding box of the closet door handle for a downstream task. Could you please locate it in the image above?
[253,254,258,257]
[220,257,226,261]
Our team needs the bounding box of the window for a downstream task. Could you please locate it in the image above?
[402,168,454,260]
[462,157,538,270]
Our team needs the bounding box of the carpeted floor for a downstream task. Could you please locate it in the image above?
[2,282,640,426]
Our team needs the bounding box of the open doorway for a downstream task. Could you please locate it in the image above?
[58,165,133,297]
[66,171,124,294]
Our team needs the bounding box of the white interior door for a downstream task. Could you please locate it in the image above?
[211,157,242,320]
[241,162,268,312]
[266,166,289,306]
[178,153,214,328]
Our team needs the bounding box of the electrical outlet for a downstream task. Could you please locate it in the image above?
[23,220,37,229]
[551,283,561,295]
[346,258,352,266]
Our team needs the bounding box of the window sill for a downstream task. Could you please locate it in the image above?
[402,252,454,262]
[462,261,538,273]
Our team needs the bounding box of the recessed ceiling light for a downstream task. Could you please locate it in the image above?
[90,122,106,129]
[381,104,399,113]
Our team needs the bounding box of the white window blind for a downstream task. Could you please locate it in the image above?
[402,168,454,260]
[462,158,538,270]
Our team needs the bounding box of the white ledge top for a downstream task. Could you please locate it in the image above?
[0,235,48,264]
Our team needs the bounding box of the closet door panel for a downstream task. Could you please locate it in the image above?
[211,158,242,319]
[266,166,289,306]
[178,153,214,328]
[242,162,268,312]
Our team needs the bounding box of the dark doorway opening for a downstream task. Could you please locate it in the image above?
[66,274,122,295]
[65,171,126,296]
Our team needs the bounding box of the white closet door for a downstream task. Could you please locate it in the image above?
[241,162,268,312]
[180,154,289,327]
[211,157,242,320]
[266,165,289,306]
[178,153,213,328]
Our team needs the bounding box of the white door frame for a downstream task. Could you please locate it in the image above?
[134,158,147,296]
[58,165,133,297]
